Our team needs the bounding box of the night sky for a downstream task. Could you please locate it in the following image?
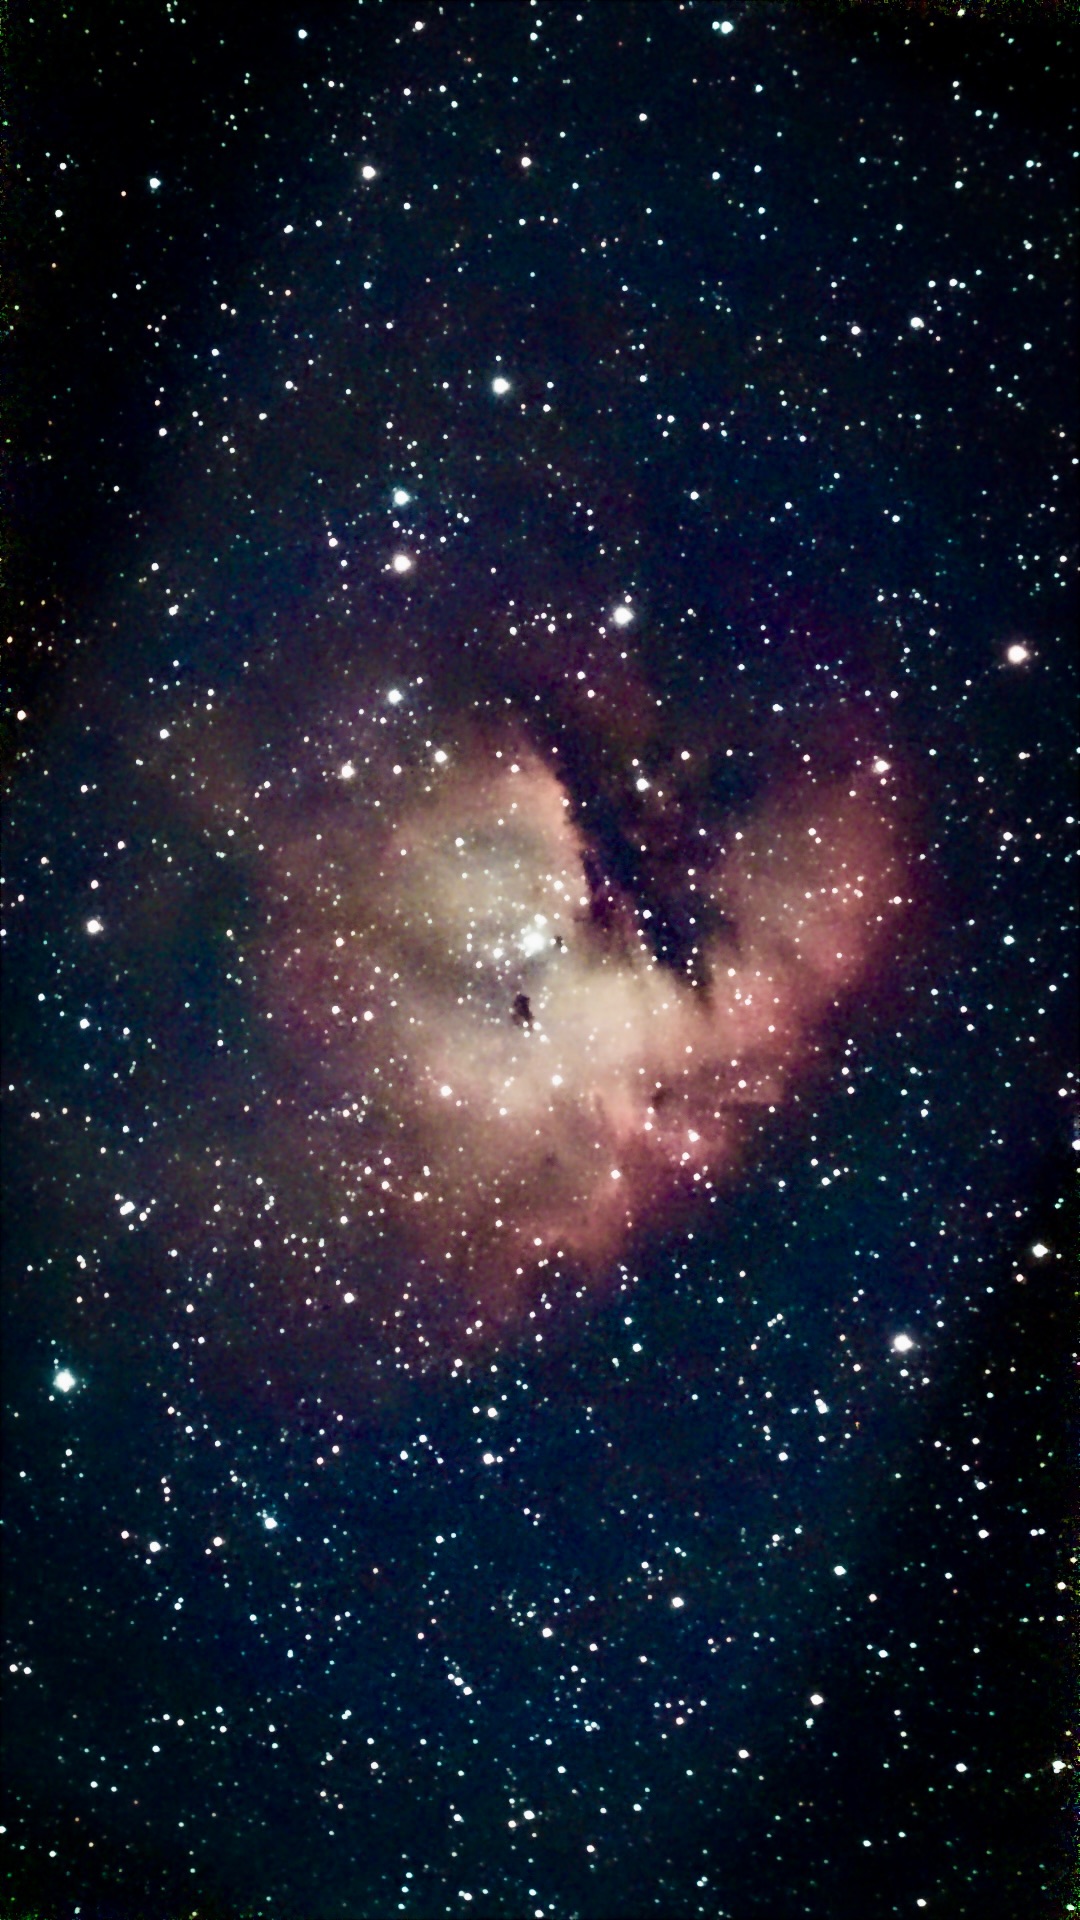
[3,5,1076,1918]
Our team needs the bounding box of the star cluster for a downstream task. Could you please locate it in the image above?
[3,7,1075,1918]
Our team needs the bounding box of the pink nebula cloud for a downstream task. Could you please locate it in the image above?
[245,719,906,1368]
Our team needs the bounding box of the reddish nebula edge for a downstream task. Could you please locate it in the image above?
[146,656,910,1381]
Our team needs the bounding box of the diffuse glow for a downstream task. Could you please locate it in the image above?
[253,725,904,1361]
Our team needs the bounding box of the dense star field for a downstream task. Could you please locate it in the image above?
[3,6,1076,1918]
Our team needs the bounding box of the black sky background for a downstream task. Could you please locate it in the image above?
[3,5,1077,1918]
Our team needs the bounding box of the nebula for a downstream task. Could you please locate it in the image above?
[165,675,909,1376]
